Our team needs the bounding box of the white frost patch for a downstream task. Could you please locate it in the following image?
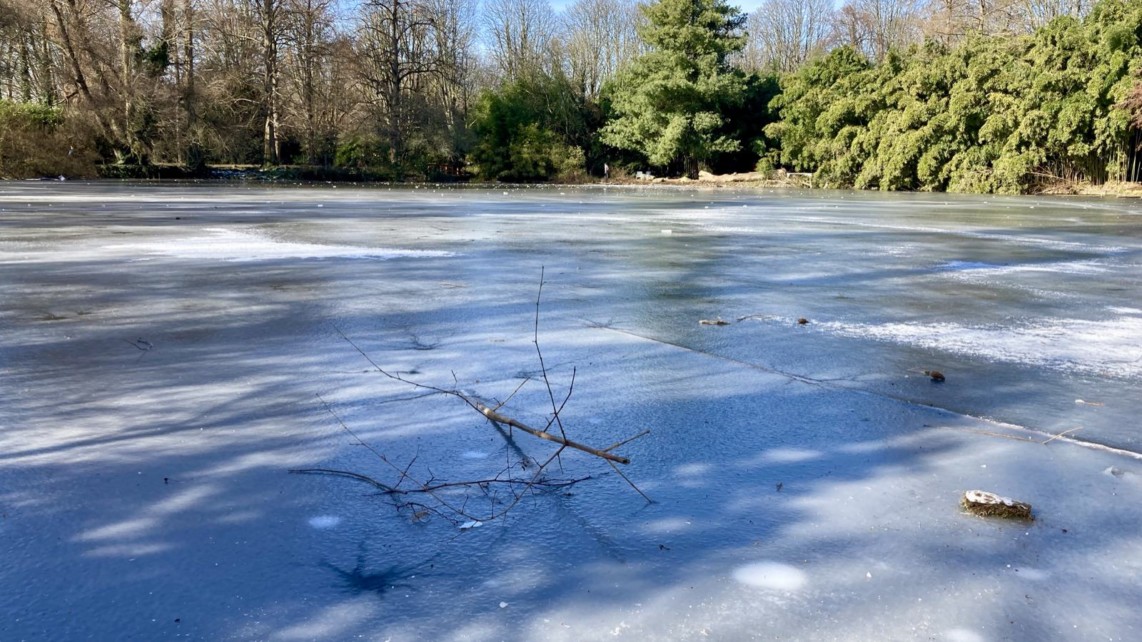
[116,227,452,262]
[940,258,1110,276]
[461,450,489,459]
[308,515,342,529]
[943,628,987,642]
[640,517,693,534]
[273,600,374,640]
[820,315,1142,379]
[1012,567,1050,581]
[77,517,158,541]
[674,462,713,476]
[755,447,822,464]
[732,562,807,591]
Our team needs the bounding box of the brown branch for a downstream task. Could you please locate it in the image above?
[475,402,631,465]
[289,468,590,494]
[334,326,634,465]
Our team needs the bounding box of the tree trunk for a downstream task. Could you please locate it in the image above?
[118,0,139,163]
[19,35,32,102]
[261,0,279,165]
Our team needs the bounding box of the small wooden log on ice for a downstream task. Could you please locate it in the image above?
[961,490,1033,520]
[699,318,729,326]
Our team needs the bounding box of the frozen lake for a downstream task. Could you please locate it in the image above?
[2,182,1141,640]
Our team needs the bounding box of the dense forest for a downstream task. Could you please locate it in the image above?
[2,0,1142,192]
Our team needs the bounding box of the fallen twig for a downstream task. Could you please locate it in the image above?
[289,468,591,494]
[1042,426,1083,445]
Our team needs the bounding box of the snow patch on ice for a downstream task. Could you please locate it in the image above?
[943,628,986,642]
[732,561,807,591]
[461,450,489,459]
[641,517,693,534]
[117,228,453,262]
[820,315,1142,379]
[938,260,1006,272]
[1012,567,1050,581]
[941,258,1110,277]
[755,447,822,464]
[308,515,342,529]
[674,462,713,476]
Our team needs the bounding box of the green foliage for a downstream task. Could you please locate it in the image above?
[707,72,781,174]
[470,72,593,182]
[765,0,1142,193]
[334,135,389,170]
[0,101,97,178]
[601,0,747,178]
[138,42,170,78]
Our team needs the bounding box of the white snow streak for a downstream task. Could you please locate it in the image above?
[121,228,453,262]
[821,314,1142,379]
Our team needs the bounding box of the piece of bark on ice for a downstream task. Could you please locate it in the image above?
[961,489,1033,520]
[699,319,729,326]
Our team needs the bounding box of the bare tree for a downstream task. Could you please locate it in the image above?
[425,0,478,162]
[0,1,50,102]
[253,0,284,164]
[834,0,923,63]
[920,0,1026,44]
[280,0,335,163]
[356,0,443,168]
[1015,0,1091,31]
[194,0,265,162]
[560,0,640,98]
[743,0,834,73]
[483,0,556,82]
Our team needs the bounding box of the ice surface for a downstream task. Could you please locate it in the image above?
[2,183,1141,641]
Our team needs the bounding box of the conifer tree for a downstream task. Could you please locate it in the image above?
[601,0,747,178]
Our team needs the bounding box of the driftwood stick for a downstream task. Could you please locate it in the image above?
[476,402,631,465]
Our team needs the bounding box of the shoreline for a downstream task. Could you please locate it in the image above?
[7,166,1142,197]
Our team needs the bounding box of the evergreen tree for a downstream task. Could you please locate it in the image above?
[470,72,594,182]
[601,0,747,178]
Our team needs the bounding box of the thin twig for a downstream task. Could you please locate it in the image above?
[608,459,653,504]
[1042,426,1083,445]
[963,428,1038,443]
[317,393,391,464]
[288,468,589,494]
[534,266,569,440]
[603,429,651,453]
[495,376,531,411]
[289,468,395,491]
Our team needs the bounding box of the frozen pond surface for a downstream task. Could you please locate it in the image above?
[1,182,1141,640]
